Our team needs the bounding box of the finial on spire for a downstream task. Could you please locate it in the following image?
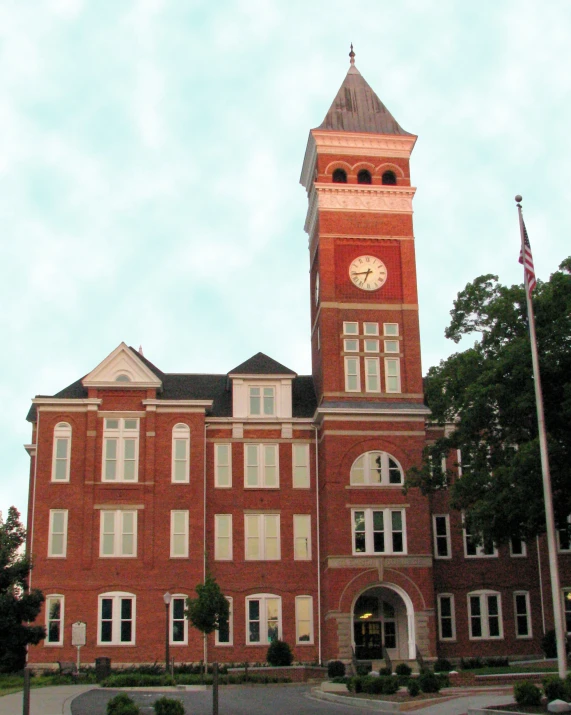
[349,43,355,65]
[138,345,144,356]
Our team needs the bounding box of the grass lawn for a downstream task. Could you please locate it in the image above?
[469,663,561,676]
[0,673,95,697]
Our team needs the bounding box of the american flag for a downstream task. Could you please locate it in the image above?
[518,219,536,296]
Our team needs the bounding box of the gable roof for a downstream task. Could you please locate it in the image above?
[228,352,296,376]
[317,64,412,136]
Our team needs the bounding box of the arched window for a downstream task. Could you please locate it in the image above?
[115,374,131,382]
[350,451,403,485]
[52,422,71,482]
[172,423,190,483]
[382,170,397,185]
[332,168,347,183]
[357,169,372,184]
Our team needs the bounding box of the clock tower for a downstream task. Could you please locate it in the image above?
[301,49,435,663]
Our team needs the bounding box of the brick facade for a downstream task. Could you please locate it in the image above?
[26,59,570,669]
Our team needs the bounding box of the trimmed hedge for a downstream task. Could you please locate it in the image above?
[102,674,175,688]
[514,681,542,707]
[348,675,399,695]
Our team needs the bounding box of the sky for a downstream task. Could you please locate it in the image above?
[1,0,570,522]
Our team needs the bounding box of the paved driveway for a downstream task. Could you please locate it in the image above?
[71,684,373,714]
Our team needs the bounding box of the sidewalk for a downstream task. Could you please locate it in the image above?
[0,685,97,715]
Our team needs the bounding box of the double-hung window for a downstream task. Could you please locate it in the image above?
[384,358,401,393]
[102,418,139,482]
[344,357,360,392]
[249,387,275,416]
[352,508,406,555]
[365,358,380,392]
[244,444,278,488]
[216,597,233,645]
[48,510,68,557]
[215,444,232,487]
[292,444,310,488]
[215,514,233,560]
[246,594,281,644]
[433,515,451,559]
[245,514,280,560]
[46,595,64,645]
[514,592,532,638]
[293,515,311,560]
[350,451,403,486]
[170,595,188,645]
[170,511,189,558]
[52,423,71,482]
[464,522,497,558]
[510,537,527,557]
[172,424,190,483]
[468,591,503,639]
[437,594,456,640]
[98,592,135,645]
[100,510,137,557]
[295,596,314,644]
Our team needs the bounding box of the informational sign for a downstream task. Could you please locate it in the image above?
[72,622,86,647]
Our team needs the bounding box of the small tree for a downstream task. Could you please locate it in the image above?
[186,575,229,636]
[0,507,45,672]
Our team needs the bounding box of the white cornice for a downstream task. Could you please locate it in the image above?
[228,374,295,380]
[312,130,417,158]
[33,398,102,407]
[142,400,213,407]
[24,444,36,456]
[314,405,431,422]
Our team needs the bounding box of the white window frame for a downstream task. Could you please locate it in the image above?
[295,595,314,644]
[344,338,359,352]
[170,594,188,645]
[246,593,282,645]
[344,357,361,392]
[350,451,403,486]
[383,339,399,354]
[383,323,399,336]
[463,522,497,558]
[293,515,311,560]
[45,594,64,645]
[52,422,71,482]
[292,443,310,488]
[351,508,407,555]
[364,339,379,353]
[98,592,136,645]
[100,510,137,558]
[343,322,358,335]
[102,417,139,482]
[170,510,189,558]
[244,444,279,488]
[363,322,379,336]
[558,515,571,552]
[48,509,68,558]
[216,597,233,646]
[244,514,281,560]
[510,537,527,557]
[437,593,456,641]
[514,591,532,639]
[171,423,190,483]
[215,444,232,488]
[384,357,401,393]
[249,386,275,417]
[215,514,233,561]
[433,515,452,559]
[364,357,381,393]
[468,591,503,640]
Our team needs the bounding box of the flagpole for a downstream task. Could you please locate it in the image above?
[515,195,567,678]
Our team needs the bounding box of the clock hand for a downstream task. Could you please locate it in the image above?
[351,271,372,276]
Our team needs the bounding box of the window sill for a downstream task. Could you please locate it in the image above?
[464,554,498,559]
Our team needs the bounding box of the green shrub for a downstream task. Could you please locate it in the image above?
[419,671,440,693]
[460,657,483,670]
[434,658,452,672]
[483,657,509,668]
[407,679,420,696]
[514,681,542,707]
[107,693,140,715]
[395,663,412,676]
[327,660,346,678]
[361,676,384,694]
[348,676,363,693]
[153,696,185,715]
[381,676,399,695]
[266,640,293,667]
[330,676,351,685]
[379,666,392,676]
[102,674,175,688]
[356,663,371,676]
[543,676,566,702]
[437,673,450,689]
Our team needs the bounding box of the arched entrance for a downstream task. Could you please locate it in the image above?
[352,584,415,661]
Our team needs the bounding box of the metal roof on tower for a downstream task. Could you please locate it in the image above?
[317,46,412,136]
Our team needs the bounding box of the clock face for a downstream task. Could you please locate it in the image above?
[349,255,388,291]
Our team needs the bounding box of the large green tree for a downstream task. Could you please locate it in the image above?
[0,507,45,671]
[407,257,571,545]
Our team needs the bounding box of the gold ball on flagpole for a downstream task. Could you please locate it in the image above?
[515,194,523,202]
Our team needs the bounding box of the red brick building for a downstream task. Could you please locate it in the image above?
[25,55,569,668]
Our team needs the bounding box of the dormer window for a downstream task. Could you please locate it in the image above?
[249,387,275,416]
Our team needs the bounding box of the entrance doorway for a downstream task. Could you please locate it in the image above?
[353,585,413,661]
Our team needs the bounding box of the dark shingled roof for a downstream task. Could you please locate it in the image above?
[228,352,296,376]
[317,65,412,136]
[26,349,316,421]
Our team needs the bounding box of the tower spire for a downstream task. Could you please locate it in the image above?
[349,43,355,66]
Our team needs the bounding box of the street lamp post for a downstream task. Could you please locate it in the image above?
[163,592,172,673]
